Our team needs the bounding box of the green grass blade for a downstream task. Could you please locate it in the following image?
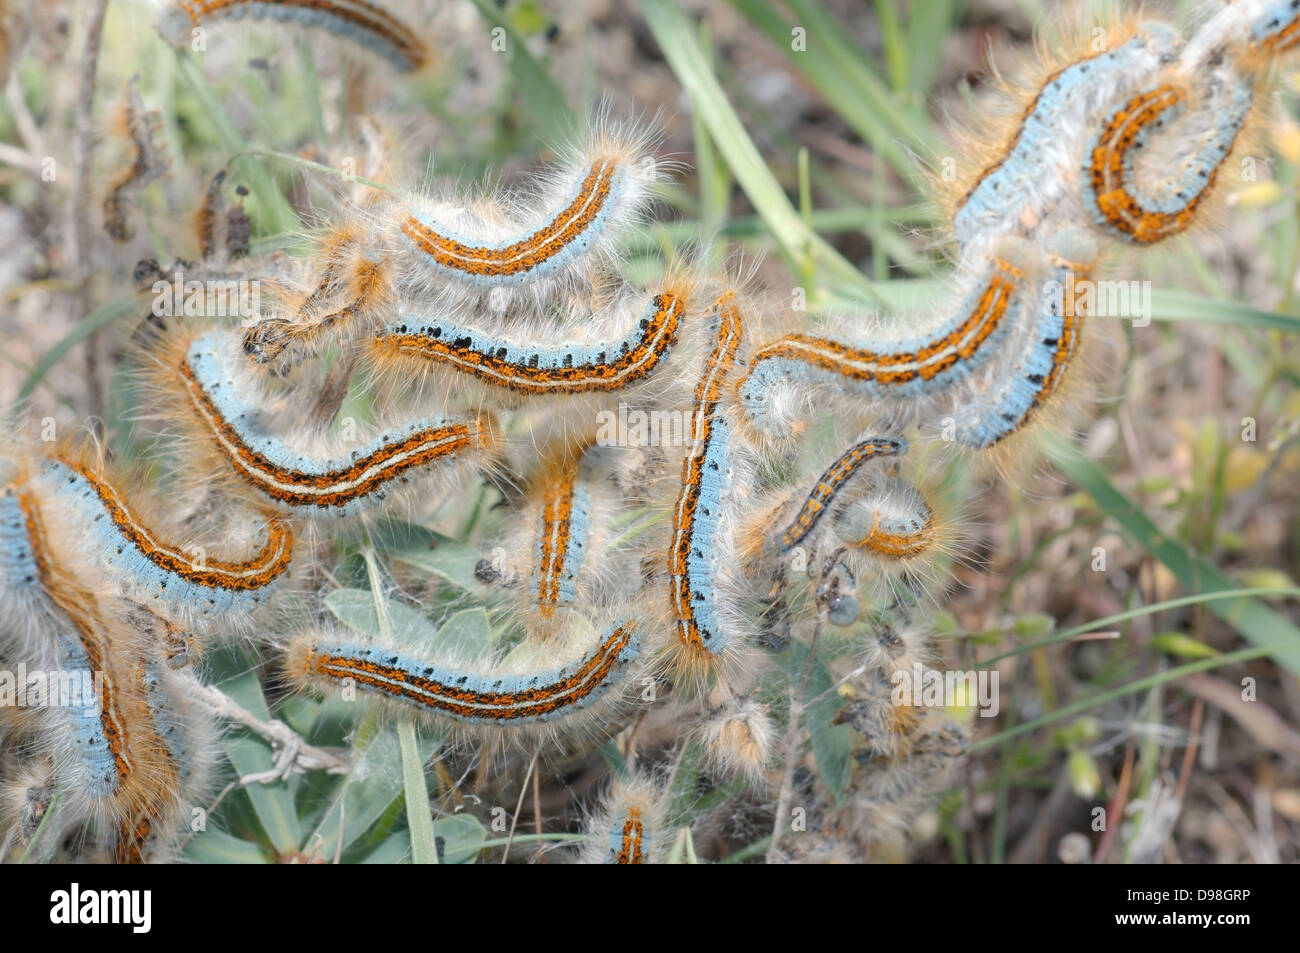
[640,0,878,302]
[13,296,135,408]
[729,0,933,187]
[978,588,1300,666]
[970,643,1277,752]
[1150,288,1300,333]
[467,0,572,141]
[1045,434,1300,673]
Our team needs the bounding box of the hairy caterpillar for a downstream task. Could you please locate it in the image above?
[950,23,1179,247]
[736,248,1032,440]
[667,291,749,672]
[287,616,642,730]
[243,231,393,365]
[952,229,1098,448]
[29,454,292,624]
[102,81,166,244]
[579,777,665,864]
[395,121,665,306]
[6,486,205,861]
[1082,51,1253,245]
[371,288,690,399]
[147,327,500,518]
[157,0,429,72]
[834,478,936,562]
[700,694,774,787]
[775,437,905,554]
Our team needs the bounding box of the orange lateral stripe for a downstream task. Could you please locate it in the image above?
[670,293,743,650]
[182,0,427,67]
[381,293,683,392]
[69,460,293,591]
[617,807,645,864]
[308,622,635,720]
[179,356,483,507]
[400,159,617,277]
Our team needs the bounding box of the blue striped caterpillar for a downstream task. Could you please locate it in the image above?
[28,451,292,625]
[475,443,637,639]
[394,122,665,304]
[370,287,691,400]
[12,0,1300,864]
[157,0,429,72]
[579,777,665,864]
[145,325,501,519]
[0,470,215,862]
[286,614,644,736]
[666,290,750,675]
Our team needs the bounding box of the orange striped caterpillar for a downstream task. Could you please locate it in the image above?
[146,326,500,518]
[370,287,691,400]
[286,615,643,733]
[392,122,666,308]
[102,80,166,244]
[27,450,292,626]
[774,437,905,555]
[735,248,1033,441]
[0,476,213,862]
[157,0,429,72]
[666,291,749,672]
[476,443,634,638]
[579,778,664,864]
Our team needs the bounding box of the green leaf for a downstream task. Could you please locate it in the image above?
[1150,289,1300,333]
[308,728,406,858]
[391,535,486,592]
[361,834,412,864]
[398,720,437,865]
[432,814,488,864]
[785,640,854,801]
[217,670,302,855]
[325,588,438,642]
[183,828,274,863]
[436,607,494,659]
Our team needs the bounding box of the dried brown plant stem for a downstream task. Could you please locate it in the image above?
[187,677,350,777]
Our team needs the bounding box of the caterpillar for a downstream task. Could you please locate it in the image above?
[287,616,641,729]
[1082,64,1253,245]
[395,122,664,304]
[736,248,1031,440]
[667,291,747,670]
[700,694,773,787]
[1250,0,1300,54]
[950,23,1179,247]
[156,0,429,72]
[102,81,166,244]
[370,287,690,399]
[149,327,500,518]
[952,229,1098,448]
[8,485,198,860]
[29,454,292,624]
[835,478,936,562]
[579,778,664,864]
[774,437,905,555]
[243,234,393,365]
